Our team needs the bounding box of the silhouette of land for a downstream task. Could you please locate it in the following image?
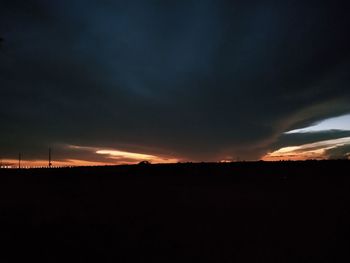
[0,160,349,262]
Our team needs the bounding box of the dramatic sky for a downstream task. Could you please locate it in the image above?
[1,0,350,166]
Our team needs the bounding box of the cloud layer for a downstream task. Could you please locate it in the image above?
[1,1,350,163]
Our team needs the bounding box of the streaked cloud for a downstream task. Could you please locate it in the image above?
[286,114,350,134]
[69,145,179,163]
[263,137,350,161]
[96,149,179,163]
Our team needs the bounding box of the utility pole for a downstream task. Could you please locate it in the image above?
[18,153,21,169]
[49,148,52,168]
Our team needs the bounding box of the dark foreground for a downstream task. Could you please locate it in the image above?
[0,161,349,262]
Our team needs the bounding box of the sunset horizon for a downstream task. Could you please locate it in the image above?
[2,1,350,164]
[1,1,350,261]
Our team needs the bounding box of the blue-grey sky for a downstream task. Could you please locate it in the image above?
[1,0,350,164]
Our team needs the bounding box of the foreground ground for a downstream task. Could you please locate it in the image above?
[0,161,349,262]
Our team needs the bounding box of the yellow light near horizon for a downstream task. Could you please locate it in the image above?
[270,146,301,155]
[96,149,180,163]
[68,144,179,163]
[96,150,156,160]
[262,137,350,161]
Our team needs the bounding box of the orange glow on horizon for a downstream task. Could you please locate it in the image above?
[3,137,349,168]
[262,137,350,161]
[0,145,180,168]
[0,159,112,168]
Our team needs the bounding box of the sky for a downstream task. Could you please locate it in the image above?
[1,0,350,167]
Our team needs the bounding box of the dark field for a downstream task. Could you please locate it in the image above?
[0,161,349,262]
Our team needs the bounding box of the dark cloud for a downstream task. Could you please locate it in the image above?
[1,0,350,162]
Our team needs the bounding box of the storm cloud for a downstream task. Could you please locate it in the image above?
[1,0,350,163]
